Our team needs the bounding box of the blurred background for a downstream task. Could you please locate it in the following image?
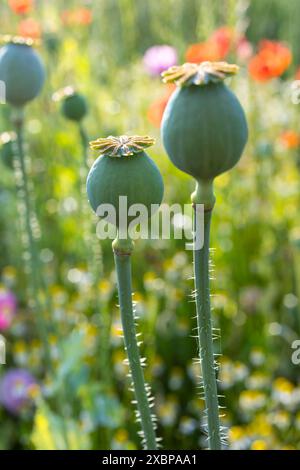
[1,0,300,450]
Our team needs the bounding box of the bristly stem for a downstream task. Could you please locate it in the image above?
[12,107,51,365]
[113,236,157,450]
[192,180,221,450]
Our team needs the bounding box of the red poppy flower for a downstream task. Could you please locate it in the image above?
[280,130,300,149]
[61,8,92,26]
[185,41,221,63]
[210,26,234,58]
[185,26,236,63]
[249,40,292,81]
[8,0,33,15]
[147,85,175,128]
[18,18,41,40]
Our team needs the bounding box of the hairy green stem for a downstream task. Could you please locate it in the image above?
[12,108,51,365]
[113,240,157,450]
[193,205,221,450]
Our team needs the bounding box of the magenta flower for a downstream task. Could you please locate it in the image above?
[0,369,37,414]
[143,45,178,76]
[0,288,17,331]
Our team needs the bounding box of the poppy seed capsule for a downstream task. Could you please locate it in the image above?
[161,62,248,207]
[0,39,45,107]
[0,132,16,169]
[87,135,164,228]
[61,92,88,122]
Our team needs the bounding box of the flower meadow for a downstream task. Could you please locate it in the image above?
[1,0,300,451]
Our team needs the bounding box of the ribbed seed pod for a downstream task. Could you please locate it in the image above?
[87,135,164,227]
[0,37,45,107]
[161,61,248,207]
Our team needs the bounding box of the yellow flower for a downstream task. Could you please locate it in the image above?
[32,412,56,450]
[269,410,290,430]
[111,320,123,339]
[229,426,245,442]
[249,414,273,437]
[246,372,270,390]
[239,390,266,411]
[2,266,16,282]
[13,340,26,354]
[132,292,144,303]
[274,377,294,393]
[98,279,112,298]
[273,377,294,405]
[157,398,178,426]
[114,429,129,443]
[27,384,41,400]
[251,439,268,450]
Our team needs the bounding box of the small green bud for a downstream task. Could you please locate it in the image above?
[53,86,88,122]
[61,93,87,122]
[44,32,60,55]
[0,132,17,169]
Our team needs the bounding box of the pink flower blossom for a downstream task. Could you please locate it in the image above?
[143,45,178,76]
[0,288,16,331]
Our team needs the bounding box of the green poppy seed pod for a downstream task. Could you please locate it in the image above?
[61,92,88,122]
[86,135,164,240]
[161,62,248,208]
[0,132,16,169]
[44,33,60,55]
[0,37,45,107]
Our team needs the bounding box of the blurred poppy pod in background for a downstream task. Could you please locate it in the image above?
[0,38,45,107]
[62,93,88,122]
[0,131,17,169]
[44,32,60,55]
[52,87,88,122]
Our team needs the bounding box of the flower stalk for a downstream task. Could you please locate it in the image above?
[193,196,221,450]
[12,108,51,364]
[113,235,157,450]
